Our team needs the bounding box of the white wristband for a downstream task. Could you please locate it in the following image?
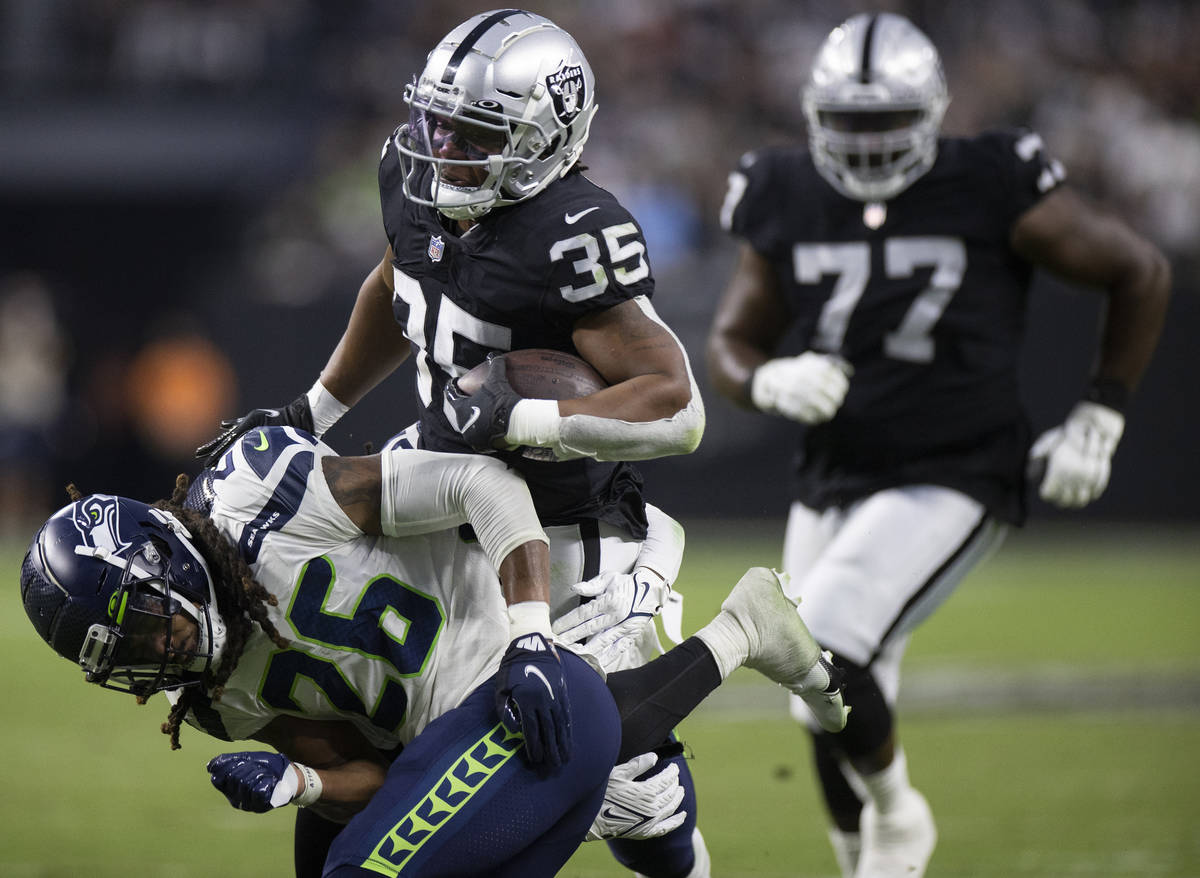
[306,380,351,438]
[507,600,553,640]
[506,399,561,448]
[292,762,323,807]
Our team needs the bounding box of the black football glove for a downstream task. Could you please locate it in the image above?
[444,355,522,452]
[194,395,313,467]
[495,632,571,770]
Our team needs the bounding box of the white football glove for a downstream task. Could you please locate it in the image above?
[1028,401,1125,508]
[750,352,852,424]
[553,567,669,649]
[585,753,687,842]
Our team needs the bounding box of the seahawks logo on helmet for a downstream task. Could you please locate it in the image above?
[546,64,586,124]
[72,495,131,556]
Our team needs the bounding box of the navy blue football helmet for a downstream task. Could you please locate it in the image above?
[21,495,227,696]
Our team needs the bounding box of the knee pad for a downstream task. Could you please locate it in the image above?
[829,654,893,759]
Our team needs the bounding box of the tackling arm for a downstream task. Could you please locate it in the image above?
[321,450,548,588]
[321,450,571,766]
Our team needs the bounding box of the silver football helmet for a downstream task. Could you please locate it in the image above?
[803,13,949,202]
[395,9,597,220]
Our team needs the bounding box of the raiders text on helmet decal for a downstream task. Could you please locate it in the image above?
[546,64,586,124]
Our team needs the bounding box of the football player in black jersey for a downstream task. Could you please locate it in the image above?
[196,10,711,878]
[707,12,1170,878]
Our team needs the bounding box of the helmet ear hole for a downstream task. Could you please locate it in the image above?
[538,133,562,161]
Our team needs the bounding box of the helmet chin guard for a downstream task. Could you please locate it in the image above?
[804,12,948,202]
[22,495,226,697]
[394,9,597,220]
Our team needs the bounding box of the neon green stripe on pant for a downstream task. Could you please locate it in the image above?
[360,722,524,876]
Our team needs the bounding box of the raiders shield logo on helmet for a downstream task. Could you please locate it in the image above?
[546,64,586,124]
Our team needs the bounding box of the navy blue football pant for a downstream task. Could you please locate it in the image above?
[323,650,618,878]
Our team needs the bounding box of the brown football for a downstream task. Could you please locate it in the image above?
[456,349,608,400]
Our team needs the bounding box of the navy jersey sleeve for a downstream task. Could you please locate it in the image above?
[975,128,1067,227]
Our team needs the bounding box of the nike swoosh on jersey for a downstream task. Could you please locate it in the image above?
[254,430,269,451]
[524,664,556,699]
[564,206,599,224]
[460,406,482,432]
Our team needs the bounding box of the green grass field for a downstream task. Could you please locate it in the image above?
[3,523,1197,877]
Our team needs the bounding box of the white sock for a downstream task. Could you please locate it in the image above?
[858,748,913,814]
[828,827,862,878]
[694,613,749,680]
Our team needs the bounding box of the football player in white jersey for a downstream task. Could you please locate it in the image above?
[193,10,711,877]
[707,12,1170,878]
[24,427,847,876]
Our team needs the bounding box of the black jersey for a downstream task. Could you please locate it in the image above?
[724,129,1066,524]
[379,128,655,536]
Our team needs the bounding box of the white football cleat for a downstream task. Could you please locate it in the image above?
[855,789,937,878]
[719,567,849,732]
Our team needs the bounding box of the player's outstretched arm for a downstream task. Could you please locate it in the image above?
[194,249,406,464]
[1013,187,1171,508]
[322,450,572,768]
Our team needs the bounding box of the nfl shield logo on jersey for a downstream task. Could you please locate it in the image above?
[428,235,445,262]
[546,64,586,124]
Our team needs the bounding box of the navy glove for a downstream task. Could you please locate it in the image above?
[195,395,313,467]
[207,751,295,813]
[444,356,522,452]
[495,633,571,770]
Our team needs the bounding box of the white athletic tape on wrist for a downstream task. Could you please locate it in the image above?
[507,601,553,640]
[507,399,561,447]
[306,380,351,438]
[292,762,323,808]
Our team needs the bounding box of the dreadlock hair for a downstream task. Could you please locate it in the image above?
[66,475,292,750]
[151,473,292,749]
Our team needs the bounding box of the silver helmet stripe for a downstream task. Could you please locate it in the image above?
[440,8,523,84]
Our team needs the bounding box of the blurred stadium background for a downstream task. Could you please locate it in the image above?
[1,1,1196,875]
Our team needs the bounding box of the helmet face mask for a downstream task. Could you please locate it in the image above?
[804,13,949,202]
[394,10,597,221]
[22,496,226,698]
